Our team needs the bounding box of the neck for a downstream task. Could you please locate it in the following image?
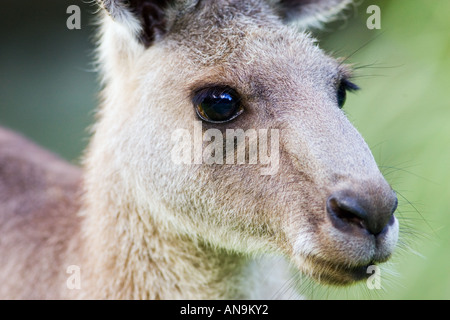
[78,197,254,299]
[75,135,295,299]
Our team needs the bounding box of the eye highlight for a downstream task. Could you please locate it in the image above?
[193,86,244,123]
[337,79,360,109]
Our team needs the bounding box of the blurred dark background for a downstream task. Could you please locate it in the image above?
[0,0,97,162]
[1,0,449,299]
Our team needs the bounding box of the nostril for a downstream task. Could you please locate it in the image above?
[327,196,368,232]
[327,191,396,236]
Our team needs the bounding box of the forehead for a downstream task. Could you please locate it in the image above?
[167,25,345,92]
[160,0,352,102]
[165,1,345,74]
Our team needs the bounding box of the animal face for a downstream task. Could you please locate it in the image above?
[94,0,399,286]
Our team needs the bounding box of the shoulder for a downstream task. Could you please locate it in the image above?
[0,127,83,299]
[0,126,82,218]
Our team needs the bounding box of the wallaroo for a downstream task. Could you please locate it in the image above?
[0,0,399,299]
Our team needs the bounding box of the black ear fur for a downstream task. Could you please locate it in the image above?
[127,0,174,46]
[101,0,175,46]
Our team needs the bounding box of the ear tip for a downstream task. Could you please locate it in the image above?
[278,0,355,28]
[97,0,174,47]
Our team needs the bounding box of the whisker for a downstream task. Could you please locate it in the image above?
[395,190,438,239]
[338,31,386,66]
[379,165,440,186]
[347,74,389,79]
[353,62,404,70]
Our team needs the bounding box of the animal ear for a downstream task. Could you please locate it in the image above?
[99,0,175,46]
[275,0,354,28]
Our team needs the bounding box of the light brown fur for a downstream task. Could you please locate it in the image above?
[0,0,398,299]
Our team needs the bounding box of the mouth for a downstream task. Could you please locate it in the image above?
[303,256,376,286]
[291,205,399,287]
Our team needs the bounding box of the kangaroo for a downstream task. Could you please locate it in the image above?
[0,0,399,299]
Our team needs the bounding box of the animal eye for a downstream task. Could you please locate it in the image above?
[337,79,359,109]
[193,87,243,123]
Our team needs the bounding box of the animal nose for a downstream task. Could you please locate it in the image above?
[326,190,398,236]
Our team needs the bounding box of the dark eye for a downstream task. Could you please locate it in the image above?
[193,87,243,123]
[337,79,359,109]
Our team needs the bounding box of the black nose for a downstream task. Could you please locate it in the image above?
[327,191,397,236]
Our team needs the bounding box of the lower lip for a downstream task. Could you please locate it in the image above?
[346,264,372,281]
[316,263,374,285]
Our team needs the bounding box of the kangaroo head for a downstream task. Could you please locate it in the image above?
[92,0,399,286]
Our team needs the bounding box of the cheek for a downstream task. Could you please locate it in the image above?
[287,208,325,256]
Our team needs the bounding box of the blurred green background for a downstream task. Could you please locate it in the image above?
[0,0,449,299]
